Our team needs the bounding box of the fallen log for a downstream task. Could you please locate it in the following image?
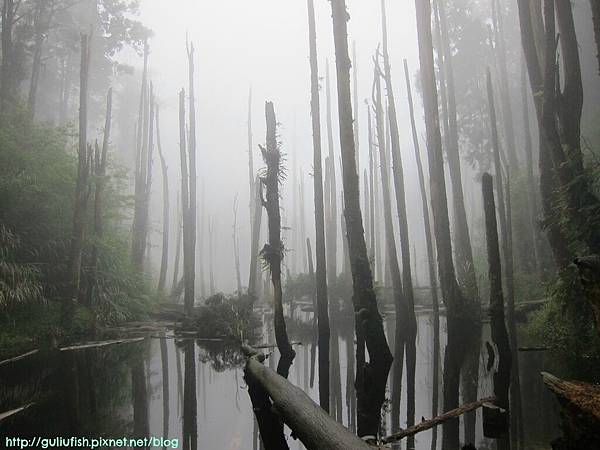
[0,349,39,367]
[541,372,600,449]
[518,346,549,352]
[0,403,35,423]
[244,350,373,450]
[59,337,144,352]
[382,397,496,444]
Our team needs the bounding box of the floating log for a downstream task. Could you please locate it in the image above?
[541,372,600,449]
[518,346,549,352]
[0,403,35,423]
[0,349,39,367]
[244,355,373,450]
[59,337,144,352]
[382,397,496,444]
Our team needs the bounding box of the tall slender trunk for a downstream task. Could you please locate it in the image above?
[352,41,360,173]
[88,88,112,306]
[261,101,295,377]
[325,60,338,286]
[185,42,197,315]
[373,63,405,437]
[404,58,440,450]
[198,182,206,299]
[233,195,242,294]
[367,105,376,272]
[306,0,330,413]
[208,216,215,295]
[379,2,417,443]
[157,107,170,296]
[482,173,512,450]
[68,34,91,307]
[249,176,263,298]
[330,0,393,438]
[1,0,16,109]
[28,2,50,119]
[592,0,600,76]
[248,87,255,220]
[171,192,182,299]
[413,2,478,448]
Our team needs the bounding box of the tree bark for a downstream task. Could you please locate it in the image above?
[413,2,479,448]
[249,176,263,298]
[482,172,512,450]
[403,58,441,450]
[592,0,600,77]
[233,195,242,294]
[68,34,91,307]
[306,0,330,412]
[373,62,406,438]
[1,0,17,110]
[261,101,295,377]
[329,0,393,438]
[185,42,197,315]
[156,106,170,297]
[325,60,338,286]
[379,3,417,443]
[171,192,183,300]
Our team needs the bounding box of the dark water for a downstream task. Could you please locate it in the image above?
[0,313,560,449]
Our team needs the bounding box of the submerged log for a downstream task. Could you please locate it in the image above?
[382,397,495,444]
[542,372,600,449]
[0,403,35,423]
[0,349,39,367]
[243,348,373,450]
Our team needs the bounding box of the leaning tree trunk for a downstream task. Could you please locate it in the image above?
[379,2,417,444]
[68,34,91,308]
[404,58,441,450]
[413,1,479,448]
[482,173,512,450]
[306,0,330,412]
[330,0,393,439]
[156,106,170,296]
[261,101,295,377]
[373,63,406,438]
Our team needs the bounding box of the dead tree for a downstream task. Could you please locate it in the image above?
[233,195,242,294]
[208,216,215,295]
[0,0,18,109]
[131,40,151,270]
[413,1,479,448]
[248,87,255,220]
[366,102,376,271]
[482,173,512,450]
[379,2,418,442]
[404,58,441,450]
[306,0,330,412]
[260,101,295,378]
[352,41,360,172]
[68,34,91,307]
[592,0,600,76]
[171,191,182,299]
[27,1,54,119]
[248,175,263,299]
[88,88,113,305]
[373,62,406,437]
[329,0,393,438]
[325,60,338,286]
[156,106,170,296]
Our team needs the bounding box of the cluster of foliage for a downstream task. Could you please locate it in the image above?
[0,107,153,358]
[192,293,260,343]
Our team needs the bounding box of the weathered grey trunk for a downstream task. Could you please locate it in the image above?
[68,34,91,307]
[592,0,600,76]
[325,60,338,286]
[261,101,295,377]
[248,176,263,299]
[403,58,440,450]
[413,2,478,448]
[482,173,512,450]
[373,63,406,438]
[352,41,359,173]
[233,195,242,294]
[379,2,417,443]
[156,107,170,296]
[306,0,330,412]
[88,88,113,306]
[185,42,197,315]
[1,0,17,109]
[27,2,52,119]
[367,105,376,272]
[330,0,393,438]
[171,192,183,299]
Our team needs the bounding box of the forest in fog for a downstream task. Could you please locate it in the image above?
[1,0,600,449]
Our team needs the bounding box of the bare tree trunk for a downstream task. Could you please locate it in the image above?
[367,105,376,272]
[233,195,242,294]
[306,0,330,412]
[373,63,406,438]
[68,34,91,307]
[88,88,112,306]
[261,101,295,377]
[157,106,170,296]
[208,216,215,295]
[482,173,512,450]
[403,58,440,450]
[325,60,338,286]
[249,176,263,298]
[299,173,308,273]
[352,41,359,173]
[379,3,417,443]
[1,0,17,110]
[413,2,479,448]
[185,42,197,315]
[171,192,182,299]
[330,0,393,438]
[248,87,255,220]
[27,2,51,119]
